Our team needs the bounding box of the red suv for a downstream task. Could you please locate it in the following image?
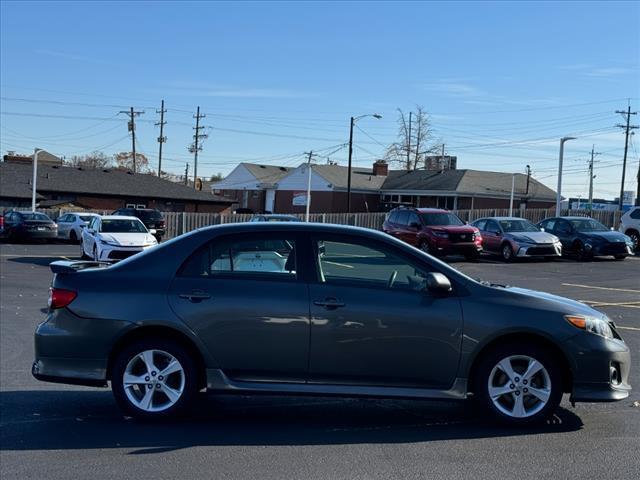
[383,207,483,260]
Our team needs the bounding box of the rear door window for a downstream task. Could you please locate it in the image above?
[396,210,409,225]
[180,234,298,280]
[474,219,487,231]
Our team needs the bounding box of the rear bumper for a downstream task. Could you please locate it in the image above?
[32,358,108,387]
[24,230,58,239]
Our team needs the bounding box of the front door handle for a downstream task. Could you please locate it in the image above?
[179,290,211,302]
[313,298,345,309]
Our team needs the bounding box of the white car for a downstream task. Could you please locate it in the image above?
[619,206,640,252]
[56,212,100,243]
[81,215,158,261]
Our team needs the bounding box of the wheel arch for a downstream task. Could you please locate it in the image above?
[106,325,208,389]
[466,332,573,394]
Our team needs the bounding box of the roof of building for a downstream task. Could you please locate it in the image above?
[242,163,292,184]
[0,162,233,204]
[312,164,389,191]
[381,169,556,200]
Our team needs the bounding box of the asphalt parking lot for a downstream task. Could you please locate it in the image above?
[1,243,639,480]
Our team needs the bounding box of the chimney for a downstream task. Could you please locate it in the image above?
[372,160,388,176]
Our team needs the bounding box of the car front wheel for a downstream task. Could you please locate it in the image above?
[474,343,562,426]
[111,339,198,420]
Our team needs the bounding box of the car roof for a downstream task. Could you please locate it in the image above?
[415,208,449,213]
[480,216,529,221]
[100,215,141,221]
[258,214,298,218]
[193,221,393,239]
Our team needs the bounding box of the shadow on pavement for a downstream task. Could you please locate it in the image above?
[0,390,584,453]
[6,256,71,267]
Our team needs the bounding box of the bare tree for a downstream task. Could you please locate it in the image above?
[66,151,112,169]
[113,152,151,172]
[385,106,438,170]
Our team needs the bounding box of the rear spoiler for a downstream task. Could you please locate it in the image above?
[49,260,113,274]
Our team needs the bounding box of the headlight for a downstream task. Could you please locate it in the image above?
[565,314,614,339]
[99,239,119,246]
[432,230,449,238]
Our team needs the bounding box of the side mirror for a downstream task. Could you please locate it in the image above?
[149,229,157,235]
[425,272,452,294]
[540,227,545,232]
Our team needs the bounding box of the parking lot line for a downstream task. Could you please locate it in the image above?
[617,326,640,331]
[580,300,640,309]
[562,283,640,294]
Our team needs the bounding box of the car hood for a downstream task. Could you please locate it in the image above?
[428,225,477,233]
[504,286,602,318]
[506,231,558,243]
[579,231,628,242]
[98,232,155,246]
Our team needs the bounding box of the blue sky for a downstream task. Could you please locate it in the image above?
[1,1,639,199]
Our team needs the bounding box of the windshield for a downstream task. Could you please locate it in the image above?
[137,210,163,221]
[79,215,95,222]
[499,220,539,233]
[419,212,464,226]
[570,219,608,232]
[21,213,50,221]
[101,219,147,233]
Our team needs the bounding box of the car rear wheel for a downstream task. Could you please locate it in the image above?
[111,339,198,420]
[474,343,562,426]
[419,240,431,255]
[501,243,514,262]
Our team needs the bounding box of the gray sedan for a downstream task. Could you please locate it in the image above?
[472,217,562,261]
[33,223,630,425]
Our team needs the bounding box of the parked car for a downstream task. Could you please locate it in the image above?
[33,222,630,424]
[471,217,562,261]
[618,206,639,253]
[1,211,57,242]
[383,207,482,260]
[56,212,100,243]
[81,215,158,261]
[250,214,300,222]
[112,208,165,241]
[538,216,634,260]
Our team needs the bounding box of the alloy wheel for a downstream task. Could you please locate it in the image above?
[502,244,513,261]
[487,355,551,418]
[420,241,430,254]
[123,349,185,413]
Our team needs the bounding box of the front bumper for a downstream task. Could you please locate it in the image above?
[97,243,155,261]
[432,239,482,255]
[515,242,562,257]
[565,333,632,403]
[589,242,634,257]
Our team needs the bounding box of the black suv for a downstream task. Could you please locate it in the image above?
[112,208,165,241]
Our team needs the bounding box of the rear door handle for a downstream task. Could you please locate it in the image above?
[179,290,211,302]
[313,298,345,309]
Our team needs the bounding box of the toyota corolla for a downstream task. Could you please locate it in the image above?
[34,223,631,425]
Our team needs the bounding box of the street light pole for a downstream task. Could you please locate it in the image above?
[346,113,382,213]
[31,148,42,212]
[509,173,515,216]
[556,136,576,217]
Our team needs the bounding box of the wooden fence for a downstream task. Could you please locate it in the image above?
[36,207,622,240]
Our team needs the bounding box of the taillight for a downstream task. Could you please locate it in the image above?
[48,288,77,309]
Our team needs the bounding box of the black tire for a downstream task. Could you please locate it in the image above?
[80,241,90,260]
[574,241,591,261]
[474,342,563,426]
[626,230,639,253]
[501,243,514,262]
[93,246,98,261]
[419,240,431,255]
[614,255,627,261]
[69,230,77,243]
[111,338,199,420]
[464,251,480,262]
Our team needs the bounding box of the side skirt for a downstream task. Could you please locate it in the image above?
[206,369,468,400]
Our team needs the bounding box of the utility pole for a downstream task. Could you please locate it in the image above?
[304,151,318,222]
[406,111,412,171]
[184,163,189,185]
[156,99,167,177]
[440,143,446,172]
[119,107,144,173]
[347,117,355,213]
[524,164,531,208]
[556,136,576,217]
[587,145,601,210]
[616,103,638,210]
[189,106,208,189]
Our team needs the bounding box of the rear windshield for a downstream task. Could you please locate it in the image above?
[499,219,539,233]
[570,218,608,232]
[419,212,464,226]
[101,219,147,233]
[137,210,163,220]
[21,213,51,221]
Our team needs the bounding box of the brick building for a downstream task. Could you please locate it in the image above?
[0,161,233,212]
